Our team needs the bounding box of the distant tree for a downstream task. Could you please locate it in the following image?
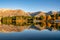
[56,14,59,19]
[50,15,54,20]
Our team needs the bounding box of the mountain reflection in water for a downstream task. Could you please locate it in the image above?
[0,20,60,32]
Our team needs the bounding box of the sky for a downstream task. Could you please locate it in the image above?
[0,0,60,12]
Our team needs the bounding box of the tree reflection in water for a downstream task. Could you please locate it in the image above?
[0,16,60,32]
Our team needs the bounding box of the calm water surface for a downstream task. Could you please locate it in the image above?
[0,30,60,40]
[0,21,60,40]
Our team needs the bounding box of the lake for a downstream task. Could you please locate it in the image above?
[0,21,60,40]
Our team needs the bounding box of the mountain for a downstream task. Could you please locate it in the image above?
[0,9,30,17]
[35,11,46,17]
[30,11,41,16]
[46,11,58,15]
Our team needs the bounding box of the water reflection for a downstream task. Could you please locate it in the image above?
[0,19,60,32]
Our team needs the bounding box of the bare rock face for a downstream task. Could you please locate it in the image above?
[0,9,59,17]
[0,9,30,17]
[35,11,46,17]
